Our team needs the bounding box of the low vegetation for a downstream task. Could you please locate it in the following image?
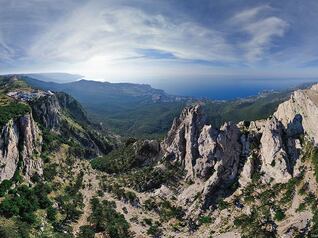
[0,183,52,224]
[0,102,31,127]
[80,197,131,238]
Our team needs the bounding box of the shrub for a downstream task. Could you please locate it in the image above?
[43,164,58,181]
[89,198,131,238]
[78,225,95,238]
[0,180,13,197]
[47,206,57,222]
[218,200,229,210]
[296,203,306,212]
[0,102,30,127]
[147,224,162,237]
[90,143,137,174]
[0,183,51,224]
[198,216,213,224]
[143,218,153,226]
[274,208,285,221]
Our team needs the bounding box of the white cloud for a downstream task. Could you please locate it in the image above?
[3,0,316,83]
[0,38,13,61]
[243,17,288,61]
[232,5,269,23]
[232,6,288,62]
[27,2,236,65]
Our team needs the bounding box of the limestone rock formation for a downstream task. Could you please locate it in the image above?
[274,84,318,143]
[201,122,241,207]
[260,116,291,184]
[162,83,318,210]
[238,154,255,187]
[0,113,42,183]
[32,93,113,157]
[0,119,20,181]
[162,104,206,179]
[19,113,43,181]
[162,105,242,208]
[31,94,61,130]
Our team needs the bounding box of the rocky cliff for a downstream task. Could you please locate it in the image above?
[31,92,114,157]
[0,82,114,185]
[2,76,318,238]
[0,113,42,183]
[160,84,317,224]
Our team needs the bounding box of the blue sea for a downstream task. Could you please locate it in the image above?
[153,78,318,100]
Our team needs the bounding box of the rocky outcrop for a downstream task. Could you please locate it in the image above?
[201,122,241,207]
[0,113,42,183]
[31,94,61,130]
[162,105,206,179]
[55,92,90,125]
[162,83,318,209]
[0,120,20,181]
[31,93,113,158]
[238,154,255,187]
[260,117,291,184]
[162,105,242,208]
[19,114,43,181]
[274,84,318,143]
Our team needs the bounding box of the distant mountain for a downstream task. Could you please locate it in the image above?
[23,77,189,103]
[16,75,308,138]
[25,73,83,83]
[19,76,191,137]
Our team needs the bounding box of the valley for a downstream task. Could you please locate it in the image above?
[23,75,294,139]
[1,75,318,237]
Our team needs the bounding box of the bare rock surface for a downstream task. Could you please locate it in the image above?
[260,116,291,184]
[0,113,42,182]
[162,104,206,179]
[274,84,318,143]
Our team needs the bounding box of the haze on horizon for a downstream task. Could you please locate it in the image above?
[1,0,318,96]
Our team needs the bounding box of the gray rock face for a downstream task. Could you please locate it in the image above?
[162,84,318,209]
[194,125,218,179]
[19,114,43,181]
[31,93,113,158]
[0,120,20,181]
[201,122,241,207]
[162,105,206,179]
[274,84,318,143]
[32,95,61,130]
[239,154,255,187]
[260,117,291,184]
[0,113,42,183]
[162,105,242,208]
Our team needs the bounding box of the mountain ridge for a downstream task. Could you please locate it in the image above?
[6,74,301,138]
[1,75,318,237]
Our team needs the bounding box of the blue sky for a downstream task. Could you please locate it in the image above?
[1,0,318,88]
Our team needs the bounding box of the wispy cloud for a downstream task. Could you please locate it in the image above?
[1,0,318,82]
[27,3,235,64]
[231,6,288,62]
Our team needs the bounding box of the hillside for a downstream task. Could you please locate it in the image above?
[1,75,318,237]
[90,83,318,237]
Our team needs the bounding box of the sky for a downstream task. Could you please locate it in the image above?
[1,0,318,96]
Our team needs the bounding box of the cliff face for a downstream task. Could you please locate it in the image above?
[0,90,113,184]
[161,84,318,212]
[31,92,114,157]
[0,113,42,183]
[162,105,206,179]
[31,94,61,130]
[274,84,318,142]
